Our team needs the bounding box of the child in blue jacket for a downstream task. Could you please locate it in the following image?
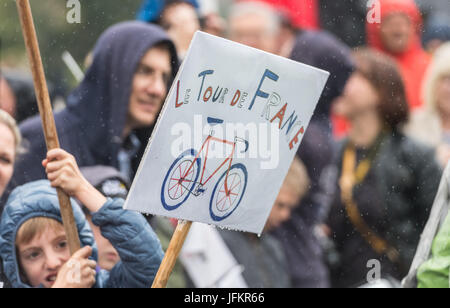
[0,149,163,288]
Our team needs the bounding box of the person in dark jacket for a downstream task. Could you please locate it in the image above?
[318,0,368,48]
[272,30,354,288]
[327,48,441,288]
[1,70,58,124]
[8,21,178,194]
[0,148,164,288]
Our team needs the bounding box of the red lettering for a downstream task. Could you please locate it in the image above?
[175,80,183,108]
[270,103,287,129]
[230,90,241,106]
[203,87,213,102]
[289,126,305,150]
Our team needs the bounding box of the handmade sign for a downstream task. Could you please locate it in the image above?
[125,31,329,235]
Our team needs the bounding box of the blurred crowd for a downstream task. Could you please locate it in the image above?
[0,0,450,288]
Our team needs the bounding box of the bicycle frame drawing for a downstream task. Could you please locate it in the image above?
[161,117,249,221]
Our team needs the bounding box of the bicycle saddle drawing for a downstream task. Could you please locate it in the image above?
[207,117,224,126]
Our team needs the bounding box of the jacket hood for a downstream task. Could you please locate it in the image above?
[80,166,129,201]
[65,21,179,163]
[80,166,129,189]
[0,180,96,288]
[290,31,354,124]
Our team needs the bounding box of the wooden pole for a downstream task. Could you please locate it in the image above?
[16,0,81,255]
[152,220,192,288]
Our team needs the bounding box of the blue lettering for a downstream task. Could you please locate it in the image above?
[249,69,279,110]
[197,70,214,102]
[281,111,298,135]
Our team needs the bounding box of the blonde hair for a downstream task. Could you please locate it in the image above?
[281,157,310,201]
[423,42,450,113]
[0,109,22,156]
[16,217,65,247]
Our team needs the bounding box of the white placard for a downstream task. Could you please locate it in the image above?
[124,31,329,234]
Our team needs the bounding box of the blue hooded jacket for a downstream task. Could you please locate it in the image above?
[8,21,178,196]
[0,180,164,288]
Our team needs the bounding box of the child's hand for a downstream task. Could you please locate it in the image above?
[43,149,88,197]
[52,246,97,288]
[43,149,107,213]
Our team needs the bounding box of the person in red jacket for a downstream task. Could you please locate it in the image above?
[366,0,430,110]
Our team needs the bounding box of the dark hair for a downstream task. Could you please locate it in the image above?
[353,48,409,130]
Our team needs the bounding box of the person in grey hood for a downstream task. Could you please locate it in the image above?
[8,21,178,196]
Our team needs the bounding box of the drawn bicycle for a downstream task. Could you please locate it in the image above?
[161,117,249,221]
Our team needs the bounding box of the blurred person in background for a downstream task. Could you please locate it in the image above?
[219,158,309,288]
[179,158,309,288]
[415,0,450,16]
[366,0,430,110]
[0,76,16,119]
[318,0,367,48]
[197,0,227,37]
[159,1,201,59]
[1,70,60,124]
[422,13,450,54]
[233,0,311,57]
[137,0,201,59]
[227,1,354,287]
[0,110,21,288]
[327,48,441,287]
[0,110,21,206]
[416,0,450,53]
[406,43,450,167]
[227,1,281,54]
[275,31,354,287]
[9,22,178,192]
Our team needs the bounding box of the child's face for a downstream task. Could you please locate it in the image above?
[17,227,70,288]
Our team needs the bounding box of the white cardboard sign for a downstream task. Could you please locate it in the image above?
[124,31,329,234]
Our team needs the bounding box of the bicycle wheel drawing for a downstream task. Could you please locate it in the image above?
[209,163,248,221]
[161,149,201,211]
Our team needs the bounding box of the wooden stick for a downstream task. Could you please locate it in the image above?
[16,0,81,255]
[152,220,192,288]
